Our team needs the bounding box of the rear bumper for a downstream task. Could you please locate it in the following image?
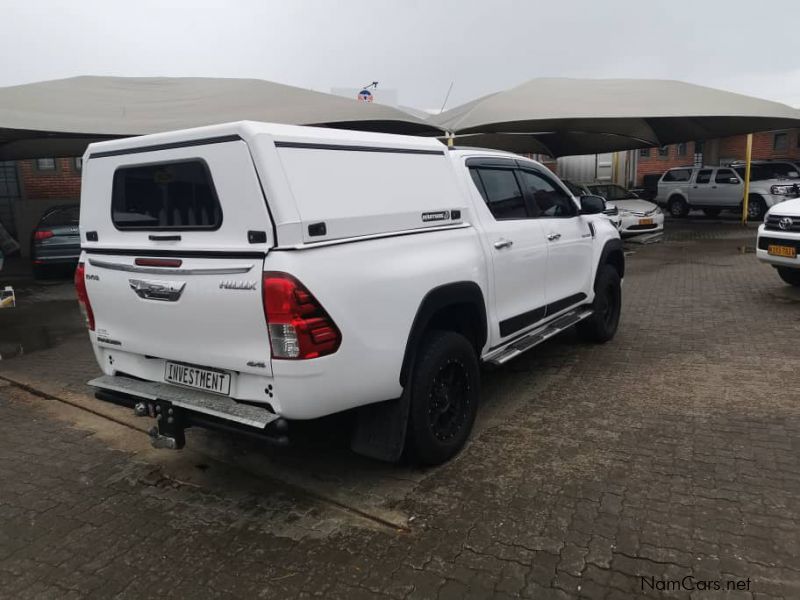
[89,374,289,448]
[89,374,280,428]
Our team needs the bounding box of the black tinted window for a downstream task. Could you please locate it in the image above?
[663,169,692,182]
[39,206,79,226]
[519,170,576,217]
[112,160,221,230]
[696,170,713,184]
[734,165,776,182]
[473,168,527,220]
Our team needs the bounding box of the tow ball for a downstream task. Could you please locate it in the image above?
[134,399,186,449]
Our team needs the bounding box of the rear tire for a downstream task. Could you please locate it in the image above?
[703,208,721,217]
[578,265,622,343]
[406,331,479,466]
[668,196,689,218]
[777,267,800,287]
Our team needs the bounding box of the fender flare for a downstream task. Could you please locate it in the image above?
[598,238,625,280]
[399,281,488,387]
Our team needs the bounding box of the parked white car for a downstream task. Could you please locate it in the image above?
[757,196,800,286]
[76,121,624,465]
[657,165,799,220]
[585,183,664,237]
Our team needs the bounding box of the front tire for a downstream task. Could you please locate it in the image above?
[777,267,800,287]
[406,331,479,465]
[578,265,622,343]
[746,195,767,221]
[668,196,689,218]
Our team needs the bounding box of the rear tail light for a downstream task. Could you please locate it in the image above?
[74,262,95,331]
[34,230,54,241]
[262,272,341,359]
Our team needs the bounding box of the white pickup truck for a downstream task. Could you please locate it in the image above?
[77,122,624,464]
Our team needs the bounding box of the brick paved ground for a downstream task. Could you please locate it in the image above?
[1,221,800,599]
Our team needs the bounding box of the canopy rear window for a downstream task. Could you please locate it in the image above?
[111,160,222,230]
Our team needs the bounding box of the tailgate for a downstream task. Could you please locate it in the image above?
[81,138,275,377]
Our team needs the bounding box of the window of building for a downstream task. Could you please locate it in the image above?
[639,148,651,158]
[774,132,788,151]
[35,158,57,171]
[74,157,83,171]
[677,143,688,157]
[518,169,577,218]
[471,168,527,220]
[658,146,670,158]
[112,160,222,230]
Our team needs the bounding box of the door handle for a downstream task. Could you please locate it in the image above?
[711,185,717,189]
[547,233,561,241]
[493,239,514,249]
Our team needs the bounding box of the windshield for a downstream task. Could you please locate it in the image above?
[733,165,778,182]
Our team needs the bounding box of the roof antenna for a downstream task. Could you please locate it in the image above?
[439,81,454,114]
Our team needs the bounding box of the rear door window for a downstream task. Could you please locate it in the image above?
[111,160,222,230]
[695,169,713,184]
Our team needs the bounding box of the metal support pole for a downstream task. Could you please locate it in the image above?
[741,133,753,224]
[447,132,454,148]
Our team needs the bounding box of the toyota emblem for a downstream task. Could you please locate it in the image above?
[779,217,793,230]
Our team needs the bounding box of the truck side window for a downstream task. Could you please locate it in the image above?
[518,170,577,218]
[715,168,738,184]
[695,169,713,185]
[471,168,528,220]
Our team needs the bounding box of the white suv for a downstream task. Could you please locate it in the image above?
[757,196,800,286]
[657,165,799,220]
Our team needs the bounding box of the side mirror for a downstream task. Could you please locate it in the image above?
[729,177,740,184]
[580,195,606,215]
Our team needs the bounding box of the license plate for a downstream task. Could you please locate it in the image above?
[768,244,797,258]
[638,218,654,225]
[164,361,231,395]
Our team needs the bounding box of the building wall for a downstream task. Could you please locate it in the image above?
[636,129,800,185]
[14,158,82,257]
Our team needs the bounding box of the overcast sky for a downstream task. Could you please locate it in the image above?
[2,0,799,110]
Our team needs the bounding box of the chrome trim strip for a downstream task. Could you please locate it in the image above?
[273,222,471,251]
[88,258,254,275]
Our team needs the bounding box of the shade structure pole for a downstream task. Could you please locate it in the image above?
[741,133,753,224]
[447,131,454,148]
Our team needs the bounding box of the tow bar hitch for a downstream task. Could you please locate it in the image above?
[143,400,186,450]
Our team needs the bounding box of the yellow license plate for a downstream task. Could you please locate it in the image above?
[638,218,654,225]
[768,245,797,258]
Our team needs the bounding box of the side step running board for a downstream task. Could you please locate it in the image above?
[484,308,593,365]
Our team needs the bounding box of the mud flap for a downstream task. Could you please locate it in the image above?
[350,392,410,463]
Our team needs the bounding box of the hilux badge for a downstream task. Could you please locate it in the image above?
[219,281,257,291]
